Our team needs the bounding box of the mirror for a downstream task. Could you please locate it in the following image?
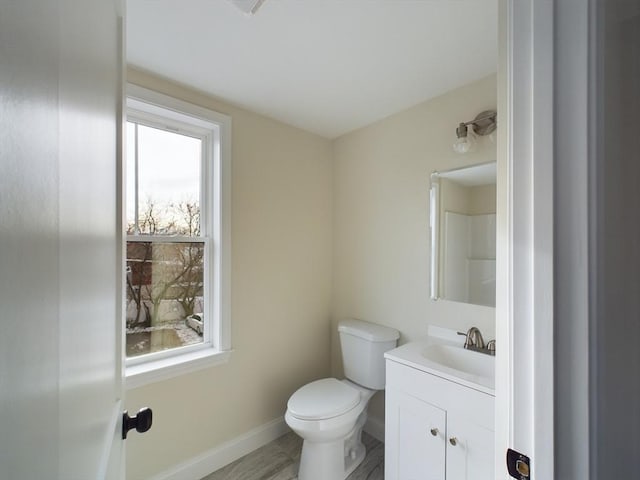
[430,162,496,307]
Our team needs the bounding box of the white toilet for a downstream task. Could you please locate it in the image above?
[285,319,399,480]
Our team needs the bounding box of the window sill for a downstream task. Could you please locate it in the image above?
[126,348,232,390]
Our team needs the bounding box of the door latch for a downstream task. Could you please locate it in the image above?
[507,448,530,479]
[122,407,153,439]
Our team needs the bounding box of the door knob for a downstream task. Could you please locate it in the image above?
[122,407,153,439]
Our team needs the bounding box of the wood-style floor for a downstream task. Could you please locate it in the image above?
[201,431,384,480]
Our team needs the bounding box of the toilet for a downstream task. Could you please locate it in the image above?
[285,319,399,480]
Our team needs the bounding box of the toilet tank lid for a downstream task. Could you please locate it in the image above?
[338,319,400,342]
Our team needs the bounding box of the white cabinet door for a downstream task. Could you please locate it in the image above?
[386,389,446,480]
[445,414,495,480]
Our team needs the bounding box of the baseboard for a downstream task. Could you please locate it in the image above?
[364,415,385,443]
[150,417,290,480]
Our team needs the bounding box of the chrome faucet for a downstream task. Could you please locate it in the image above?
[457,327,495,356]
[466,326,484,349]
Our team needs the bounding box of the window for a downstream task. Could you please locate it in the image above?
[124,85,231,387]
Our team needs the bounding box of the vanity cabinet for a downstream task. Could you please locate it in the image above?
[385,359,495,480]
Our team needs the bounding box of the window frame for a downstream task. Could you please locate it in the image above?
[124,85,232,389]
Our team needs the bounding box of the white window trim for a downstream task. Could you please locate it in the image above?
[124,84,232,389]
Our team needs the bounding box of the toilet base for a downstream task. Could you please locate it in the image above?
[297,413,367,480]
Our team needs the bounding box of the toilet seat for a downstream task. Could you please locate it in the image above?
[287,378,360,420]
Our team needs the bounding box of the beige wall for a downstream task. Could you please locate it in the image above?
[125,69,334,479]
[125,71,497,478]
[468,184,497,215]
[440,180,497,217]
[440,178,471,215]
[331,74,497,420]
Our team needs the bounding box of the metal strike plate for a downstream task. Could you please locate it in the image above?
[507,448,530,479]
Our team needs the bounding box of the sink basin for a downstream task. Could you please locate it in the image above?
[385,333,496,393]
[421,344,494,380]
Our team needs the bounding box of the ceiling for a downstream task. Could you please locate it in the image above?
[127,0,497,139]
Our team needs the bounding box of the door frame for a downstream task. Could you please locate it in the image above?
[496,1,554,478]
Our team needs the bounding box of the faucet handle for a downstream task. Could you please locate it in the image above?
[456,331,469,348]
[486,340,496,355]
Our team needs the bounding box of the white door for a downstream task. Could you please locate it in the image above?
[0,1,127,478]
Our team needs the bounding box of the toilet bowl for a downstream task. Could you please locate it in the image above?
[285,379,374,480]
[284,319,399,480]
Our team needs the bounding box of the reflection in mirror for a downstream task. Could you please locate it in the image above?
[430,162,496,307]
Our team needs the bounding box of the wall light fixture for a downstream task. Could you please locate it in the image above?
[228,0,266,15]
[453,110,497,154]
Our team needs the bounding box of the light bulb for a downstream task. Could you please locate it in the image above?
[453,132,475,154]
[453,136,471,154]
[453,122,475,154]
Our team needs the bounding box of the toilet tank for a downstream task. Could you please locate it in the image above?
[338,319,400,390]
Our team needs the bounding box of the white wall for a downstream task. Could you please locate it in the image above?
[125,69,334,479]
[331,74,497,421]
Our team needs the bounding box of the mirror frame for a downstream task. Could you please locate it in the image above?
[429,172,441,301]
